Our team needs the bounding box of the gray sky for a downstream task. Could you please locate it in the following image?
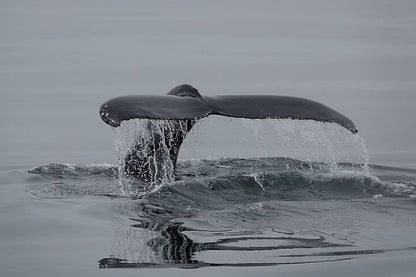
[1,0,415,167]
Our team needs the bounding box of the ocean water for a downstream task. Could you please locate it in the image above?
[1,0,416,276]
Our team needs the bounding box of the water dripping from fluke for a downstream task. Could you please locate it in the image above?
[114,119,196,197]
[112,118,371,198]
[238,118,370,174]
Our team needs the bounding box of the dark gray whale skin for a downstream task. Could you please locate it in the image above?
[99,84,357,182]
[100,84,357,134]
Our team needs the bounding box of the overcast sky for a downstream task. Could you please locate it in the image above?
[1,0,415,167]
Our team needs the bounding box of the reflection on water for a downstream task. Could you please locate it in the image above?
[99,219,352,268]
[25,158,416,269]
[99,216,416,269]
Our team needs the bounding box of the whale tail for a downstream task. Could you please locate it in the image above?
[100,84,357,183]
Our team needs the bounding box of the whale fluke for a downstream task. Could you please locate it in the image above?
[100,84,357,183]
[100,84,357,133]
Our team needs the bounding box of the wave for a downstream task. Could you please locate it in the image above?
[27,157,416,201]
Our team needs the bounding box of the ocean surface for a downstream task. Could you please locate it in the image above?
[1,1,416,276]
[1,118,416,277]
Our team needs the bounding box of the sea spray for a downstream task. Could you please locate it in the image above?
[351,134,370,175]
[238,118,370,173]
[184,117,370,174]
[114,119,193,197]
[114,117,371,196]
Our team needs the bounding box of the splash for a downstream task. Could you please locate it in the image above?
[235,118,369,173]
[267,119,370,173]
[114,117,370,197]
[114,119,193,197]
[181,117,370,172]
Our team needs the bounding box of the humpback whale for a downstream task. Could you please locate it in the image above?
[100,84,357,183]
